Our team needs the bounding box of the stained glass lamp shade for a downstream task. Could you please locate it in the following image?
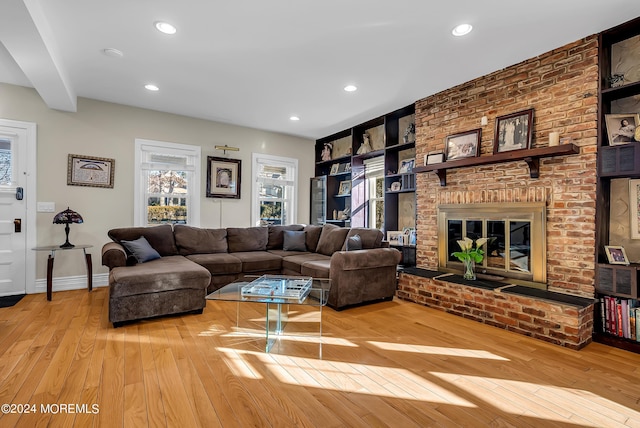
[53,207,83,248]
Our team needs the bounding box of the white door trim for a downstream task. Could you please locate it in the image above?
[0,119,37,294]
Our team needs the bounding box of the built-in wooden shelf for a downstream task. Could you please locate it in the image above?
[414,144,580,186]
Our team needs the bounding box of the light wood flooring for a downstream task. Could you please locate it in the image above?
[0,287,639,427]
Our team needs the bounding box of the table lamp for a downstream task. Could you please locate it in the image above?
[53,207,83,248]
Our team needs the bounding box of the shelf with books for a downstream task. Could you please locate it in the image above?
[595,295,640,350]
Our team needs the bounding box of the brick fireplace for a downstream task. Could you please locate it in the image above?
[397,35,598,349]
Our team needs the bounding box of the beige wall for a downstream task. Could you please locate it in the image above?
[0,83,314,280]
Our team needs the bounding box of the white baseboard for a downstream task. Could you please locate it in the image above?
[33,273,109,294]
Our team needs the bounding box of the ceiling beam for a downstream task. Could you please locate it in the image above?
[0,0,76,112]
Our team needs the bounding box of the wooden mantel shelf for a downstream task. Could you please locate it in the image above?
[414,144,580,186]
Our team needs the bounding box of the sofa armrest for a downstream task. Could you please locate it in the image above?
[102,242,128,270]
[330,247,401,271]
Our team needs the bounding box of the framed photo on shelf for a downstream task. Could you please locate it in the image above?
[605,113,639,146]
[67,154,115,188]
[494,108,534,154]
[330,163,340,175]
[629,179,640,239]
[390,181,401,191]
[399,158,415,173]
[604,245,630,265]
[444,129,481,161]
[426,152,444,165]
[338,180,351,196]
[206,156,241,198]
[344,162,351,172]
[387,231,403,246]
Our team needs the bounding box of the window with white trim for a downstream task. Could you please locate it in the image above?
[252,153,298,226]
[134,139,201,226]
[364,156,385,229]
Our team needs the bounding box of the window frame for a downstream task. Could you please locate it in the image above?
[251,153,298,226]
[134,139,201,227]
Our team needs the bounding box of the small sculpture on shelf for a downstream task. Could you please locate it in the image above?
[357,132,373,155]
[321,142,333,161]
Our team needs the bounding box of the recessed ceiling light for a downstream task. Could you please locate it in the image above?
[452,23,473,36]
[144,84,159,91]
[102,48,123,58]
[344,85,357,92]
[290,116,300,121]
[154,21,177,35]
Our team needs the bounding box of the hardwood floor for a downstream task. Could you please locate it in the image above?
[0,288,639,427]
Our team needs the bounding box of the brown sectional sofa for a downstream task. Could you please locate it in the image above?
[102,223,401,326]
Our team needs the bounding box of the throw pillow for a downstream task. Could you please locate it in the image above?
[283,230,307,251]
[316,224,350,256]
[121,236,161,263]
[346,234,362,251]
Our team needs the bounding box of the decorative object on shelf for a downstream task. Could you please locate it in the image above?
[399,158,415,173]
[390,181,401,191]
[403,123,415,144]
[321,142,333,161]
[425,152,444,165]
[560,137,573,145]
[206,156,241,199]
[330,163,340,175]
[333,209,338,220]
[357,132,373,155]
[549,132,560,147]
[338,180,351,195]
[451,237,488,280]
[629,179,640,239]
[445,129,481,160]
[67,154,115,188]
[386,231,403,246]
[605,245,630,265]
[344,162,351,172]
[605,113,639,146]
[494,109,534,154]
[608,73,626,87]
[53,207,83,248]
[342,204,351,219]
[636,127,640,142]
[387,169,396,175]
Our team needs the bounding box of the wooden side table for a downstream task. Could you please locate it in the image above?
[32,245,93,301]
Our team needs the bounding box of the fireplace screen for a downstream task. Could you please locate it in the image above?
[438,203,546,283]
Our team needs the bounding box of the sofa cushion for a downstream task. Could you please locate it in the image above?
[304,225,322,252]
[227,227,268,252]
[267,224,304,250]
[185,253,242,275]
[267,249,310,258]
[108,224,178,256]
[120,236,161,263]
[283,230,307,251]
[301,259,331,279]
[316,224,349,256]
[346,234,362,251]
[174,225,227,255]
[109,256,210,298]
[231,251,282,272]
[341,228,384,250]
[282,253,330,274]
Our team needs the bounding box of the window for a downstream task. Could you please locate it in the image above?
[0,138,12,185]
[134,139,200,226]
[252,153,298,226]
[364,156,385,229]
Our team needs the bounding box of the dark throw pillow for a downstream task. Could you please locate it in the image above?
[121,236,161,263]
[346,234,362,251]
[283,230,307,251]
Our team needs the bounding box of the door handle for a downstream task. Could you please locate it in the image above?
[16,187,23,200]
[14,219,21,233]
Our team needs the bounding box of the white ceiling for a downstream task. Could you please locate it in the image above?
[1,1,639,140]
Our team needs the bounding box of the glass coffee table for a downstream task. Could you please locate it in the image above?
[207,275,331,353]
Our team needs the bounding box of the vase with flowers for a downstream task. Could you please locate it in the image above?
[451,237,487,280]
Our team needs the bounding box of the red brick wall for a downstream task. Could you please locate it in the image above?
[414,36,599,298]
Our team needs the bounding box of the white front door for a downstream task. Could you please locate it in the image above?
[0,121,31,296]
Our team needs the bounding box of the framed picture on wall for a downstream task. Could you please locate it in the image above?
[604,245,630,265]
[206,156,241,198]
[444,129,481,161]
[493,109,534,154]
[67,154,115,188]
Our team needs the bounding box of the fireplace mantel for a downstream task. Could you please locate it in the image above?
[414,144,579,186]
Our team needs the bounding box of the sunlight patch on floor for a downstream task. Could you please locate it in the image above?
[368,341,509,361]
[217,348,476,406]
[431,372,640,426]
[217,348,263,380]
[219,331,357,347]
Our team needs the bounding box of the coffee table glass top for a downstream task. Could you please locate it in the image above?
[207,275,331,306]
